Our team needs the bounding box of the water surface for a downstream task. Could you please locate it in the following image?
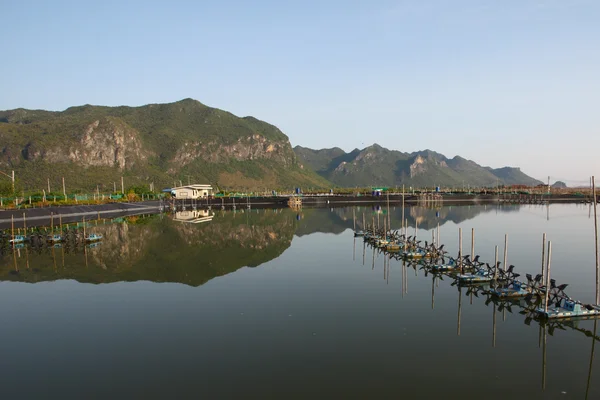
[0,204,598,399]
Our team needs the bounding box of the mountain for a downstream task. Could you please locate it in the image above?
[294,144,542,187]
[552,181,567,188]
[0,99,329,192]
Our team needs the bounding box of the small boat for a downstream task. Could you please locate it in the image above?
[86,241,102,249]
[354,230,365,237]
[85,233,103,242]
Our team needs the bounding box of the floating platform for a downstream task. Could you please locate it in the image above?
[536,300,600,319]
[458,272,492,284]
[490,281,531,298]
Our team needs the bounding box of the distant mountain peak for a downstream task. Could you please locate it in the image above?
[294,144,542,187]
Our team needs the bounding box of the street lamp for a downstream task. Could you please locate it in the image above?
[0,169,14,192]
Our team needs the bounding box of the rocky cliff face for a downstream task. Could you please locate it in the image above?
[0,99,328,191]
[295,144,542,187]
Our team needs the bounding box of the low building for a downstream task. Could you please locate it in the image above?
[169,184,214,199]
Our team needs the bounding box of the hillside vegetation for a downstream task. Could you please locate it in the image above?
[0,99,329,192]
[294,145,541,188]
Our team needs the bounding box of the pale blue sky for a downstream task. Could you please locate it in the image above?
[1,0,598,185]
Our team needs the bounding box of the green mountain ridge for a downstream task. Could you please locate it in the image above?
[294,144,542,187]
[0,99,329,192]
[0,98,541,192]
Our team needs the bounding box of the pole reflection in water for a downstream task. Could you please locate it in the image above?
[586,319,598,400]
[431,276,436,310]
[492,303,497,348]
[542,323,547,391]
[362,240,365,266]
[457,286,462,336]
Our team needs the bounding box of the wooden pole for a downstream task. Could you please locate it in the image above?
[121,176,124,194]
[415,219,418,241]
[83,216,86,239]
[544,241,552,313]
[51,212,54,230]
[353,208,356,232]
[11,214,14,240]
[23,212,26,230]
[494,245,499,280]
[47,178,50,193]
[471,228,475,260]
[402,184,405,235]
[387,190,390,230]
[503,234,508,272]
[593,176,599,305]
[59,214,63,231]
[541,233,546,283]
[62,177,66,198]
[459,228,463,271]
[437,223,440,248]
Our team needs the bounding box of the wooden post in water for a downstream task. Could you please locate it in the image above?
[503,234,508,272]
[494,245,499,280]
[59,214,63,231]
[51,212,54,231]
[353,208,356,232]
[386,190,390,230]
[458,228,463,272]
[437,223,440,248]
[593,176,599,305]
[544,241,552,313]
[23,212,26,231]
[401,184,405,236]
[362,212,365,232]
[11,214,14,240]
[83,216,86,240]
[471,228,475,260]
[415,219,418,241]
[541,233,546,283]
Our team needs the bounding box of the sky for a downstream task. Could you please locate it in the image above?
[1,0,598,185]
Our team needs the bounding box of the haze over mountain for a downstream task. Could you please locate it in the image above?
[294,144,542,188]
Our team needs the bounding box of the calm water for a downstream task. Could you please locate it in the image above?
[0,204,598,399]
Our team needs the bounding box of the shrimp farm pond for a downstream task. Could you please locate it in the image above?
[0,203,599,399]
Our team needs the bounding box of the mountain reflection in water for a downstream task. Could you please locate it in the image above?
[0,204,531,286]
